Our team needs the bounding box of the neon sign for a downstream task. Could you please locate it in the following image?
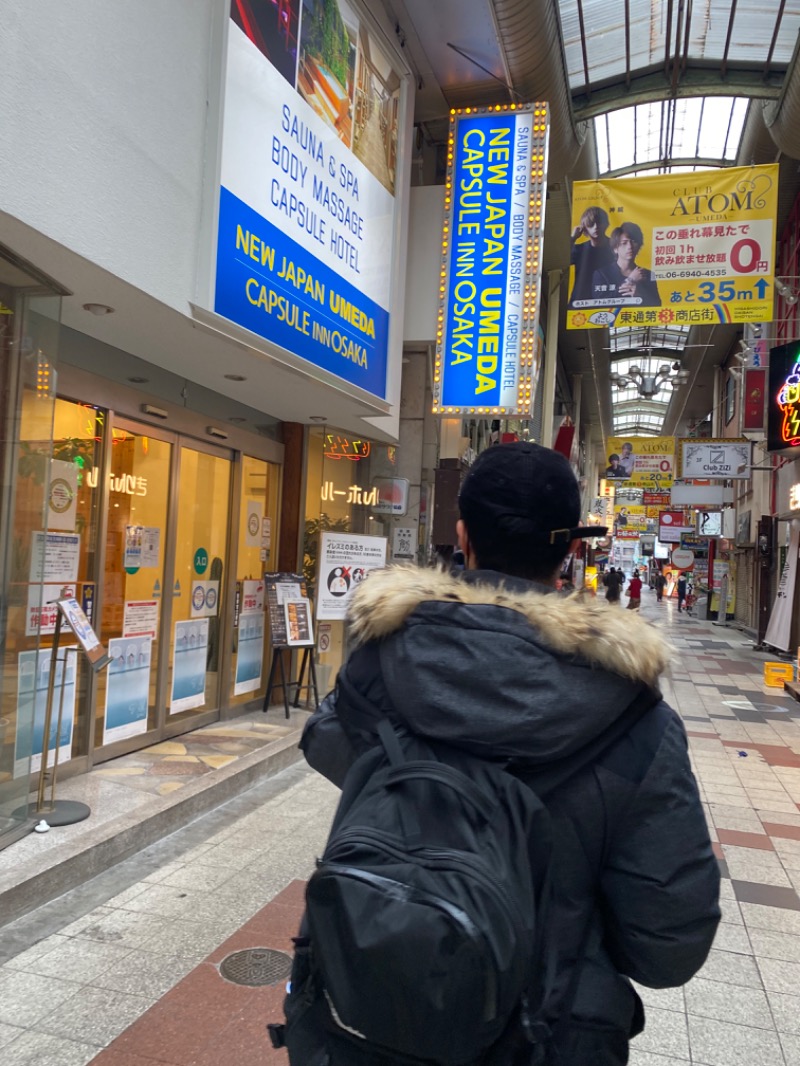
[777,360,800,446]
[324,435,371,461]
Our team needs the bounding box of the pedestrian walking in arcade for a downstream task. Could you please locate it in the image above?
[298,442,720,1066]
[654,570,666,603]
[677,573,688,612]
[626,569,643,610]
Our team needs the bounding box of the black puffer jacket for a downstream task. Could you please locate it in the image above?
[301,567,720,1065]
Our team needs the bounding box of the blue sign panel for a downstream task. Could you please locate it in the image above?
[216,188,389,399]
[433,105,549,416]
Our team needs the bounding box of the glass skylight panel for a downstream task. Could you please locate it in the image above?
[558,1,798,93]
[595,97,748,175]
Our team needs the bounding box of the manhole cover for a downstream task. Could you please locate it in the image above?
[219,948,292,987]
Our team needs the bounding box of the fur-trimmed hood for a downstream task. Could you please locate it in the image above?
[344,566,670,763]
[350,565,669,687]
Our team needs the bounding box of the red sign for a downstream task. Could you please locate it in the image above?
[743,367,766,433]
[643,492,671,506]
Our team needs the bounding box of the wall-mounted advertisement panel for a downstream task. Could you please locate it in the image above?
[604,437,675,491]
[679,439,752,479]
[214,0,410,400]
[567,164,778,330]
[432,103,550,416]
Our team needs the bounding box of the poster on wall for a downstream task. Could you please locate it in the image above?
[214,0,408,400]
[48,459,78,532]
[14,648,77,778]
[234,611,265,696]
[317,531,387,619]
[170,619,209,714]
[432,103,549,417]
[567,164,778,329]
[265,573,310,646]
[604,437,675,491]
[104,637,152,745]
[190,580,220,619]
[123,600,159,640]
[123,526,161,570]
[26,531,81,635]
[768,341,800,454]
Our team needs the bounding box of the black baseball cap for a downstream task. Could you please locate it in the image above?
[459,442,606,544]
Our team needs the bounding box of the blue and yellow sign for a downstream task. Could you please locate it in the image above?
[432,104,549,416]
[567,164,778,330]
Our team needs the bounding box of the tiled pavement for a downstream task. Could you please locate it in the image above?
[1,588,800,1064]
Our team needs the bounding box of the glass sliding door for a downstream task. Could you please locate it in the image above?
[167,446,231,720]
[230,455,280,706]
[94,423,172,752]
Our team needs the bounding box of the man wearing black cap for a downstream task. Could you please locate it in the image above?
[301,442,719,1066]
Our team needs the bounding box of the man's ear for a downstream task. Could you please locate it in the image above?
[456,519,469,556]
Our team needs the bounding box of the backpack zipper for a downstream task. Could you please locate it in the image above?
[323,826,529,938]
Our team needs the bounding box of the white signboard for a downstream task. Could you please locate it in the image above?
[680,440,752,480]
[696,510,723,538]
[48,459,78,532]
[392,525,417,561]
[123,600,160,640]
[671,548,695,570]
[317,531,387,620]
[241,579,265,614]
[373,478,410,516]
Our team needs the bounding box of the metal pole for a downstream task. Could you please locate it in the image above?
[35,609,62,813]
[541,270,562,449]
[47,648,73,809]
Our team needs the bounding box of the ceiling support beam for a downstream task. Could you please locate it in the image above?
[574,69,782,121]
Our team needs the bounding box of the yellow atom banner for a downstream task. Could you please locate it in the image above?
[604,437,675,490]
[567,164,778,330]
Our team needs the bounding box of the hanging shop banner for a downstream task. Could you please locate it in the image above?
[679,439,752,479]
[768,340,800,454]
[14,648,77,778]
[234,611,265,696]
[317,531,387,620]
[104,637,152,746]
[432,104,550,416]
[659,510,694,543]
[265,573,310,647]
[743,367,767,433]
[696,510,723,537]
[613,505,655,536]
[604,437,675,490]
[566,164,778,330]
[213,1,410,400]
[170,618,209,714]
[765,521,800,651]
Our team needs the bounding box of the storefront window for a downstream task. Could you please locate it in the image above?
[0,284,62,847]
[303,427,399,692]
[230,455,280,706]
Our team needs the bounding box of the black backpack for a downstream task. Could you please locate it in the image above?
[270,673,657,1066]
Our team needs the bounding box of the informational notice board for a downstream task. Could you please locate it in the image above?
[265,573,311,648]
